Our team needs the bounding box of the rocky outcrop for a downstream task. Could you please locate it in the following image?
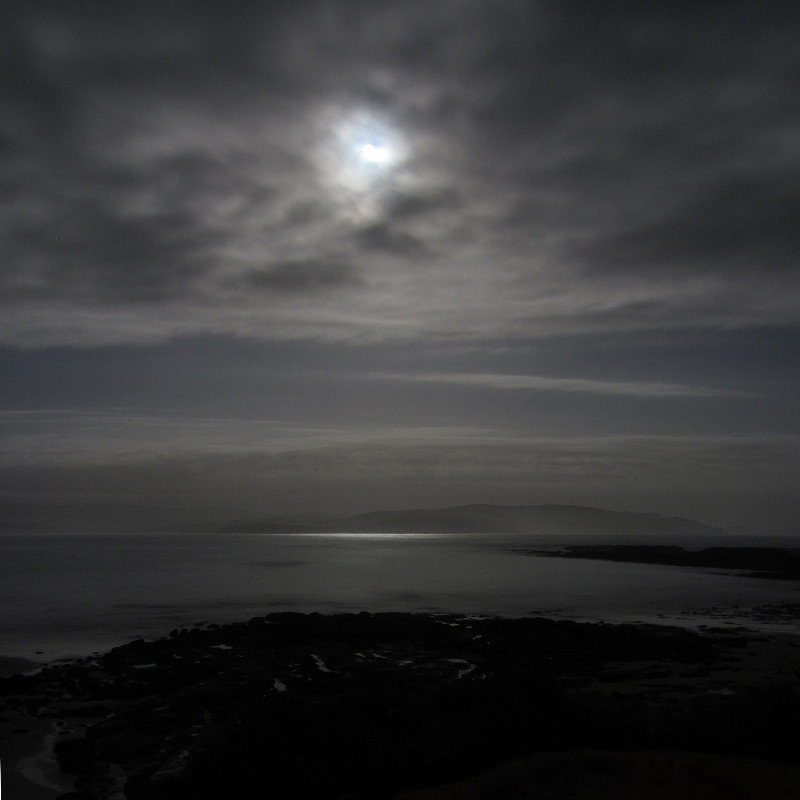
[2,613,799,799]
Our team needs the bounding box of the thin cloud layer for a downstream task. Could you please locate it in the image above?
[3,434,798,528]
[2,1,799,346]
[380,372,746,398]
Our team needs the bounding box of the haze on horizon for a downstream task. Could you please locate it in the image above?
[1,1,799,532]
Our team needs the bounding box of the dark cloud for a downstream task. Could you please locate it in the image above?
[3,199,220,305]
[1,1,798,342]
[355,222,430,259]
[573,175,800,277]
[239,259,362,294]
[383,189,461,220]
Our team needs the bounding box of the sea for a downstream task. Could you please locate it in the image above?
[2,531,800,665]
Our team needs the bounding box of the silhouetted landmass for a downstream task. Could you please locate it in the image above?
[534,544,800,579]
[220,504,725,536]
[0,500,724,536]
[3,613,800,799]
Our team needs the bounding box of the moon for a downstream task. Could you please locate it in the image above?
[359,142,393,165]
[317,109,406,205]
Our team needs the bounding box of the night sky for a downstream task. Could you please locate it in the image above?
[2,1,799,529]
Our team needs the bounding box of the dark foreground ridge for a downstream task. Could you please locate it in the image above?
[531,545,800,579]
[2,613,800,799]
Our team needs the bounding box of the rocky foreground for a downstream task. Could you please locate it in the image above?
[2,612,800,799]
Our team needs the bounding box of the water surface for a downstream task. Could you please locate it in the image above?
[2,532,799,662]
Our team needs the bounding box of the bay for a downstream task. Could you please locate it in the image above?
[2,531,799,663]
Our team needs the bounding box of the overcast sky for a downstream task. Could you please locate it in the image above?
[2,1,799,529]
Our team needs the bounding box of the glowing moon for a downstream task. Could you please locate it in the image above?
[317,109,406,205]
[359,142,393,165]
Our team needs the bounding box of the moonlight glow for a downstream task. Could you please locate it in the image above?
[359,142,393,165]
[319,110,406,202]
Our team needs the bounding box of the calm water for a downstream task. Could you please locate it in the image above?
[2,532,800,663]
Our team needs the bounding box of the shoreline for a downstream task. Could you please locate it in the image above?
[2,611,800,799]
[0,713,72,800]
[527,544,800,579]
[0,655,44,678]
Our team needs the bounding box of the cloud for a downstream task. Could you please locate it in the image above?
[571,176,800,279]
[1,2,797,537]
[3,198,220,305]
[383,189,461,220]
[237,259,362,294]
[379,372,744,398]
[1,1,799,348]
[355,222,430,259]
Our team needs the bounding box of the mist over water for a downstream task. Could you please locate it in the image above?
[2,532,800,663]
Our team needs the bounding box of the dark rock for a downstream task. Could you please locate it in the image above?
[55,737,97,774]
[6,612,798,800]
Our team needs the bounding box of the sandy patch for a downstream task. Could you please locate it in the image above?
[0,712,74,799]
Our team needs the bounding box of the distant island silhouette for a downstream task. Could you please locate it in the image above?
[219,503,724,536]
[0,500,726,537]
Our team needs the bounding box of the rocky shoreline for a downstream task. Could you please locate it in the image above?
[2,612,800,799]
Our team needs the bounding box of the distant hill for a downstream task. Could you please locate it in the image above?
[333,504,723,535]
[220,504,725,537]
[1,500,724,537]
